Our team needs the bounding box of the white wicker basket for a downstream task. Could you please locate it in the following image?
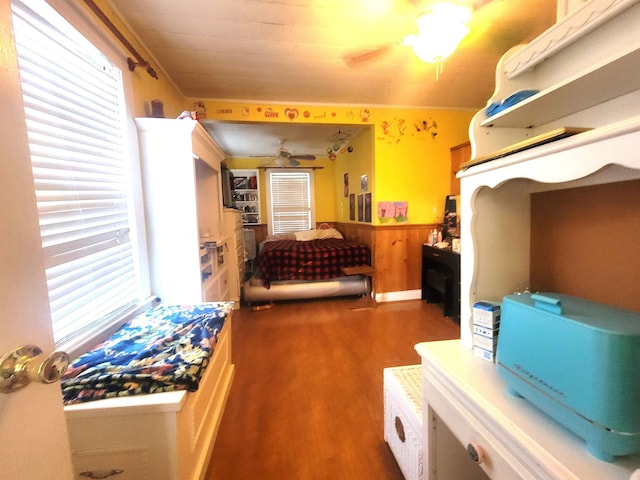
[383,365,424,480]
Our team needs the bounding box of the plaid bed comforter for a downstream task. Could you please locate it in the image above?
[257,238,371,288]
[61,302,233,405]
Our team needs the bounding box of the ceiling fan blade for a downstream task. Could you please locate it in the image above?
[410,0,493,12]
[289,154,316,161]
[344,0,494,68]
[343,44,394,67]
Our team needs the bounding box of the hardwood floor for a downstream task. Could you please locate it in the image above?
[205,297,460,479]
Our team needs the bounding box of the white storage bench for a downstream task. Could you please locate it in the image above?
[383,365,424,480]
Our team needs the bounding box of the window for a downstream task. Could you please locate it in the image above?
[12,0,149,351]
[266,169,315,234]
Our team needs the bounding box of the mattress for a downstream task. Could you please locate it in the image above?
[257,238,371,288]
[242,274,367,303]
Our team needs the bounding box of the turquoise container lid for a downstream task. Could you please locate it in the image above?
[504,292,640,335]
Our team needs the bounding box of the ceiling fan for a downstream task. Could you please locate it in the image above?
[258,141,317,168]
[343,0,493,68]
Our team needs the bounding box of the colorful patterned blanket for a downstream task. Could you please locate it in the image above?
[257,238,371,288]
[61,302,233,405]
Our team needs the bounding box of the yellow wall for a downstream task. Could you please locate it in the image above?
[334,126,374,223]
[193,101,474,225]
[374,109,473,224]
[93,0,185,118]
[224,157,337,223]
[67,3,475,227]
[68,3,474,228]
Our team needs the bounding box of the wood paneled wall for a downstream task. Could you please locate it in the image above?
[336,222,436,295]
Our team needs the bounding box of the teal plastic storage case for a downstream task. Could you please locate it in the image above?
[497,292,640,462]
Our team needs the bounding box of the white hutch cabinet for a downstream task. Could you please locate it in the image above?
[416,0,640,478]
[136,118,229,304]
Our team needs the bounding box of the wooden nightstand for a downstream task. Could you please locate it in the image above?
[342,265,376,309]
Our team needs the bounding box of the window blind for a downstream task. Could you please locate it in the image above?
[268,170,313,234]
[12,0,143,346]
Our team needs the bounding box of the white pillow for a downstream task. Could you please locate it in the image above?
[263,232,296,243]
[293,230,315,241]
[314,228,344,240]
[294,228,344,241]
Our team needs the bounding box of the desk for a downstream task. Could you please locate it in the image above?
[415,340,640,479]
[421,245,460,322]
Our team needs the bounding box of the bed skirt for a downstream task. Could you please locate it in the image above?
[242,274,367,303]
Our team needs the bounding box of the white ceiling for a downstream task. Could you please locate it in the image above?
[202,121,363,158]
[108,0,557,157]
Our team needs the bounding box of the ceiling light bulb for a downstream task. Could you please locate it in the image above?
[411,2,471,63]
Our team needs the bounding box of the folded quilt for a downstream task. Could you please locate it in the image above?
[61,302,232,404]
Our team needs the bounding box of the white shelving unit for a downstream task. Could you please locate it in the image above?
[417,1,640,478]
[231,168,261,225]
[136,118,229,304]
[469,0,640,160]
[462,0,640,345]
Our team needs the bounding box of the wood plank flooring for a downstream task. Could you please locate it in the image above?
[205,297,460,479]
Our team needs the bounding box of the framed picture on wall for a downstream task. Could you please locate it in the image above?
[361,175,368,192]
[358,194,364,221]
[365,192,372,223]
[349,194,355,220]
[344,172,349,197]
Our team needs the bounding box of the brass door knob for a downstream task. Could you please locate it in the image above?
[0,345,69,393]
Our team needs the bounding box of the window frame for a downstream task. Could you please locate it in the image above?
[12,0,150,357]
[265,168,316,235]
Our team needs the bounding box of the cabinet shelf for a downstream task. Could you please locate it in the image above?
[469,0,640,161]
[480,47,640,128]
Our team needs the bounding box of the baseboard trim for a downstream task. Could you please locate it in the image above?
[376,289,422,303]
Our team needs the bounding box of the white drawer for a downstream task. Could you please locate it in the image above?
[72,446,152,480]
[423,367,526,480]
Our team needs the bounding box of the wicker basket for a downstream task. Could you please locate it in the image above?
[383,365,424,480]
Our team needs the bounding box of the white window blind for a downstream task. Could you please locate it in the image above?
[267,170,314,234]
[12,0,143,347]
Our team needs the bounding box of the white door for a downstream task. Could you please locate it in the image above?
[0,1,74,477]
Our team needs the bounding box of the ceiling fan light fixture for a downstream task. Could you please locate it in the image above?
[409,2,471,63]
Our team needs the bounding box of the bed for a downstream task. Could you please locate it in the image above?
[242,228,372,303]
[63,302,235,480]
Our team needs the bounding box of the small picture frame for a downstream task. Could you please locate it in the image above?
[233,176,248,189]
[349,194,355,220]
[358,194,364,221]
[361,174,368,192]
[364,192,372,223]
